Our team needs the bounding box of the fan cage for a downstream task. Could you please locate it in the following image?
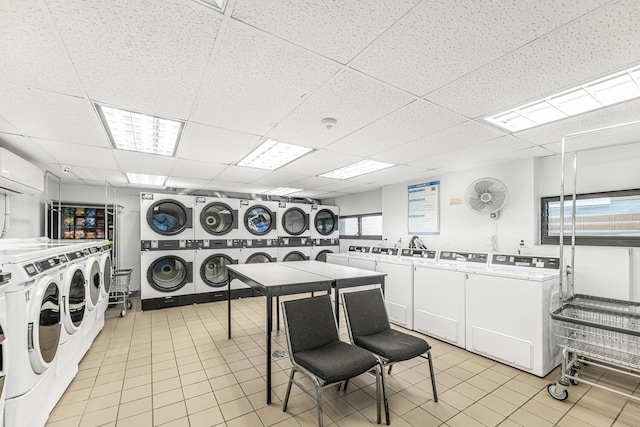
[465,178,508,214]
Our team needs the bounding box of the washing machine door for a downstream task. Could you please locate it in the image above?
[201,202,237,236]
[101,254,112,297]
[244,205,275,236]
[315,249,334,262]
[29,276,62,373]
[0,317,5,397]
[63,265,86,333]
[314,209,337,235]
[281,207,307,236]
[282,251,307,262]
[246,252,274,263]
[148,256,193,292]
[201,254,235,287]
[147,199,193,236]
[86,258,101,310]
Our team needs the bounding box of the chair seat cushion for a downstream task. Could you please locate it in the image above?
[354,329,431,362]
[294,341,378,384]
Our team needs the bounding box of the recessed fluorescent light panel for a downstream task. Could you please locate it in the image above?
[264,187,303,196]
[96,104,184,156]
[485,65,640,132]
[237,139,313,170]
[126,173,167,186]
[320,160,394,179]
[192,0,227,12]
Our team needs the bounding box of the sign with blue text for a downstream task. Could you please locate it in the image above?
[408,181,440,235]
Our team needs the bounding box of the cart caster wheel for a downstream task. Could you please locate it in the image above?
[569,369,579,385]
[120,308,126,317]
[547,383,568,401]
[126,300,133,309]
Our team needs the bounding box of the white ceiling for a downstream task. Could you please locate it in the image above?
[1,0,639,199]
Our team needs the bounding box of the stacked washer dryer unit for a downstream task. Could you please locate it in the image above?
[309,204,339,262]
[276,202,311,262]
[0,243,84,427]
[194,196,245,302]
[140,192,196,310]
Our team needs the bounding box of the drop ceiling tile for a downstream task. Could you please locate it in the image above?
[317,179,376,193]
[326,100,466,156]
[425,1,640,117]
[34,139,118,170]
[232,0,421,64]
[192,19,341,135]
[67,167,128,184]
[268,69,415,148]
[0,115,21,135]
[113,150,175,175]
[0,1,81,95]
[46,0,222,119]
[212,165,271,183]
[354,165,428,184]
[514,98,640,148]
[165,177,210,189]
[0,134,58,165]
[351,0,609,96]
[287,176,339,190]
[277,149,362,176]
[234,184,275,194]
[543,120,640,154]
[171,158,227,180]
[371,120,507,164]
[0,83,110,146]
[177,123,261,165]
[249,171,307,187]
[202,180,245,191]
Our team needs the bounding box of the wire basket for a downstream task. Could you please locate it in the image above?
[565,294,640,314]
[109,269,133,317]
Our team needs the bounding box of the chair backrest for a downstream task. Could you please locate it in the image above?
[341,288,390,337]
[282,295,339,354]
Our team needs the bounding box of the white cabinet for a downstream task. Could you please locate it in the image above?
[375,260,414,329]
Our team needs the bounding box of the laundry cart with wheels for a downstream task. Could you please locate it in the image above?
[110,269,132,317]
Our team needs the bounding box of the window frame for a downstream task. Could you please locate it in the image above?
[540,188,640,247]
[339,213,383,240]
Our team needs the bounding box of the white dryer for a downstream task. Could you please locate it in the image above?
[140,192,194,241]
[238,240,278,264]
[194,196,240,240]
[277,202,310,239]
[310,244,339,262]
[141,250,196,310]
[277,246,311,262]
[238,200,278,240]
[310,205,339,239]
[195,248,249,303]
[1,248,67,427]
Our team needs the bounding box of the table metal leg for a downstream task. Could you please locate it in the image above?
[276,296,280,331]
[228,275,232,339]
[334,285,340,325]
[266,294,273,404]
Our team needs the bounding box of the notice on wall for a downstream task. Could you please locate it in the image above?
[408,181,440,235]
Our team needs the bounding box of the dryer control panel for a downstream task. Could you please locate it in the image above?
[491,254,559,270]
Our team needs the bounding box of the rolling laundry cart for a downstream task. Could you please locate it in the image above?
[110,269,132,317]
[547,120,640,402]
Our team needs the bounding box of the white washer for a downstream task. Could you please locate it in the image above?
[325,251,349,266]
[465,254,562,377]
[140,192,194,241]
[1,247,68,427]
[237,200,278,240]
[277,202,310,239]
[310,204,339,239]
[195,248,247,303]
[0,270,10,427]
[238,241,278,264]
[277,246,311,262]
[310,245,339,262]
[194,197,240,240]
[96,242,112,324]
[413,251,489,348]
[79,243,105,352]
[141,250,196,310]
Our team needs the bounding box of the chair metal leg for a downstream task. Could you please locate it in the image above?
[375,367,381,424]
[426,349,438,402]
[283,369,296,412]
[315,382,323,427]
[379,361,390,425]
[388,365,393,375]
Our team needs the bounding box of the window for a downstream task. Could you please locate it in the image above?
[541,189,640,247]
[339,213,382,239]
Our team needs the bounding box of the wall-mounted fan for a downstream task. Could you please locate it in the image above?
[464,178,508,219]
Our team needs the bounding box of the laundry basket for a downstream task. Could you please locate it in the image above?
[109,269,133,317]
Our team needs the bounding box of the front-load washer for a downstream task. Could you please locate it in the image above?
[277,202,310,239]
[277,246,311,262]
[141,250,195,310]
[310,245,339,262]
[140,192,194,241]
[0,269,11,426]
[194,196,240,240]
[238,200,278,240]
[76,243,106,352]
[238,240,278,264]
[310,204,339,239]
[1,248,67,427]
[96,242,112,320]
[195,248,249,303]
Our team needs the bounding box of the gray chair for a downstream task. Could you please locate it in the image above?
[281,295,383,427]
[341,288,438,425]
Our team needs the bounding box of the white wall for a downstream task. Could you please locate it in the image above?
[0,191,44,238]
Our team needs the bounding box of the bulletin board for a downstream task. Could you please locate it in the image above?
[408,181,440,235]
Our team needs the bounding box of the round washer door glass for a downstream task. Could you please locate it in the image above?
[201,254,233,287]
[315,250,334,262]
[201,202,235,236]
[88,259,101,306]
[148,256,189,292]
[283,251,306,262]
[282,208,307,235]
[245,205,274,235]
[40,281,61,364]
[0,322,5,395]
[103,256,112,295]
[69,268,86,327]
[148,200,190,235]
[315,209,337,235]
[246,252,274,263]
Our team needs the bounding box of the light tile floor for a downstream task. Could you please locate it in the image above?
[46,294,640,427]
